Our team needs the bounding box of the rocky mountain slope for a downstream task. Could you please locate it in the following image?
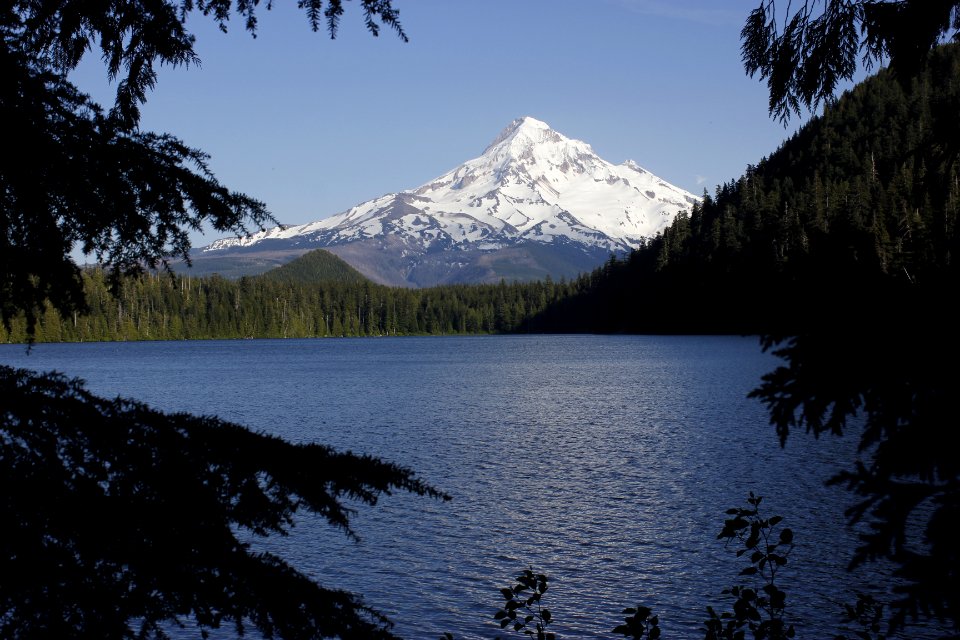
[198,117,697,285]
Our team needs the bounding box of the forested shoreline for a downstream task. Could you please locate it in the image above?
[533,43,960,334]
[11,43,958,345]
[0,267,588,343]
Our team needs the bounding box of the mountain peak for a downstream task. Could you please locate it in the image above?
[203,116,698,286]
[503,116,550,136]
[484,116,562,154]
[513,115,550,132]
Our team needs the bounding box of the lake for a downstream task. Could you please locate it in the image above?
[0,335,930,638]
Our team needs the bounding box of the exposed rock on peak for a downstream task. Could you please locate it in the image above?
[201,118,697,286]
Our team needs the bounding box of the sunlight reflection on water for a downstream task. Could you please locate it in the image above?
[0,335,940,638]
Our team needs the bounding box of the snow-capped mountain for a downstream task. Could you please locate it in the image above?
[200,117,698,285]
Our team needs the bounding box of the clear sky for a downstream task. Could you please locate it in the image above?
[70,0,815,247]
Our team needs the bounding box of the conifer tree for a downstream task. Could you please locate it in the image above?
[741,0,960,122]
[0,2,454,639]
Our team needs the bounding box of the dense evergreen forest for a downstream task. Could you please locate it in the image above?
[257,248,369,285]
[0,265,587,342]
[6,45,958,344]
[533,43,960,334]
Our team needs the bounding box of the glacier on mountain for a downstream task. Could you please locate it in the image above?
[204,117,698,257]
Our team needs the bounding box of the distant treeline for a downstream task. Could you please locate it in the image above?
[0,267,588,343]
[7,45,959,343]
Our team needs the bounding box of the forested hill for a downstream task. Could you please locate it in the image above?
[258,249,368,285]
[533,43,960,334]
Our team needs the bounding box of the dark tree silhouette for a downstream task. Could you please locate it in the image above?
[1,0,404,338]
[751,317,960,634]
[526,38,960,635]
[741,0,960,121]
[1,2,450,638]
[743,3,960,634]
[1,34,270,339]
[0,365,446,638]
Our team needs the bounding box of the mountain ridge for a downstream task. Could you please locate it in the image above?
[199,117,697,285]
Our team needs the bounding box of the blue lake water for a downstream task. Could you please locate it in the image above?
[0,335,938,638]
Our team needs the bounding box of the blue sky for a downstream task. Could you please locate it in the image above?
[71,0,816,246]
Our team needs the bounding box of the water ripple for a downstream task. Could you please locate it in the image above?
[0,335,943,638]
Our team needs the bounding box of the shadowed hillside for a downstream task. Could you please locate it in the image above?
[258,249,368,285]
[532,43,960,334]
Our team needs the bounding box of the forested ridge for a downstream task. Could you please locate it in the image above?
[520,42,960,634]
[532,42,960,334]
